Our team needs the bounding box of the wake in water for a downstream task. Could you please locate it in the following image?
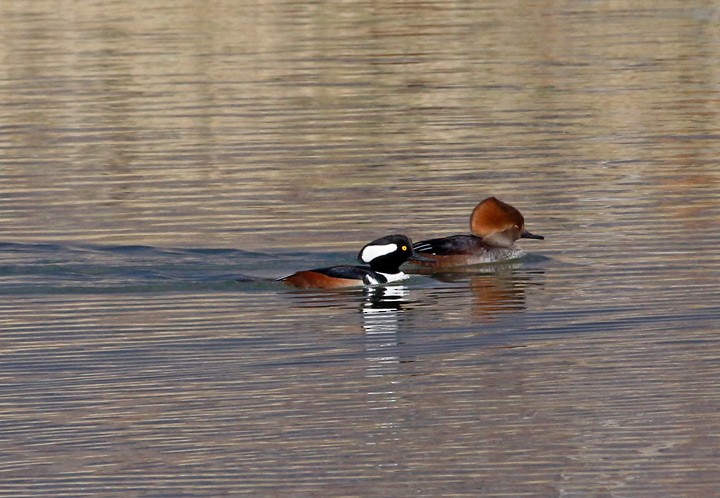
[0,242,334,294]
[0,242,547,295]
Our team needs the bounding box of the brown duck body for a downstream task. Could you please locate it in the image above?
[281,266,387,289]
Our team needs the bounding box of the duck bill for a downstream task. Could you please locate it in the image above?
[409,253,435,263]
[520,229,544,240]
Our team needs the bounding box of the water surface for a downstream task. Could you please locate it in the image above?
[1,0,720,496]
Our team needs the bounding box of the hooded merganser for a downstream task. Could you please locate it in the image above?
[281,234,432,289]
[412,196,544,268]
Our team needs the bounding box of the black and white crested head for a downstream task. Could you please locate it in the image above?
[357,234,416,274]
[358,235,410,263]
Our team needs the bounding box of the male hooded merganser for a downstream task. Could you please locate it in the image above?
[412,196,544,268]
[281,234,432,289]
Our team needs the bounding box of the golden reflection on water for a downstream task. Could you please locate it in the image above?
[1,0,718,252]
[1,0,720,496]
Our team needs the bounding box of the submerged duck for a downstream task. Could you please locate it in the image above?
[281,234,432,289]
[412,196,544,268]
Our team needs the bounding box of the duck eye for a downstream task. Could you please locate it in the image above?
[401,245,407,251]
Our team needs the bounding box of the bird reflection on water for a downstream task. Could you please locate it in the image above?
[361,285,410,449]
[409,262,545,322]
[362,285,411,377]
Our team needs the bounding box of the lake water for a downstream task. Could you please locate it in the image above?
[1,0,720,496]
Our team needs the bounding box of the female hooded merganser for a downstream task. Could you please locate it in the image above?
[412,196,544,268]
[281,234,432,289]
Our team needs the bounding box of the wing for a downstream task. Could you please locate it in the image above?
[412,235,485,255]
[314,265,387,284]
